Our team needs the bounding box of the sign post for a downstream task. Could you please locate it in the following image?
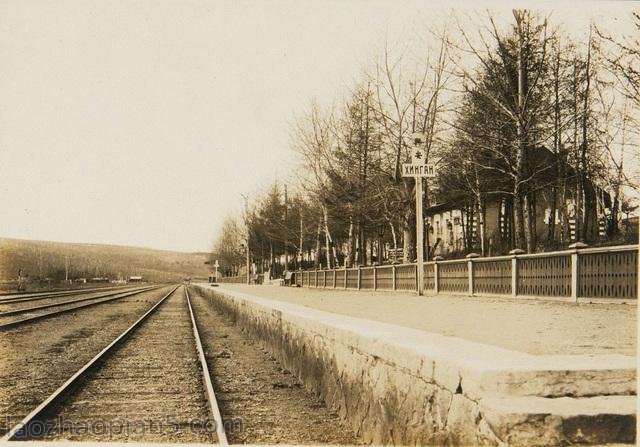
[402,133,436,296]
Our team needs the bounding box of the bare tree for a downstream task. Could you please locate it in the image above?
[596,12,640,108]
[370,28,452,261]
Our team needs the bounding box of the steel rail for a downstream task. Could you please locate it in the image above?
[0,285,133,304]
[0,285,164,331]
[1,284,181,442]
[185,286,228,445]
[0,285,156,317]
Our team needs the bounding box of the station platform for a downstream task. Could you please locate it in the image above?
[211,283,636,356]
[194,283,636,446]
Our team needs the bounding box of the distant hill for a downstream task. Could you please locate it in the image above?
[0,238,210,284]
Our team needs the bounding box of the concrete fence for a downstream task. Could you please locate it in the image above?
[294,244,638,300]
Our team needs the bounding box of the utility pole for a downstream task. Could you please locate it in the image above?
[242,194,251,285]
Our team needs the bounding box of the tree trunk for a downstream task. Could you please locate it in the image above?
[579,27,593,243]
[347,214,355,267]
[478,199,486,256]
[322,204,332,269]
[497,199,504,251]
[609,193,620,237]
[298,211,304,266]
[514,11,530,251]
[548,51,561,245]
[460,208,468,252]
[523,194,534,253]
[358,219,366,266]
[388,221,398,262]
[314,220,321,269]
[531,191,538,249]
[513,192,526,250]
[269,243,274,279]
[403,207,416,263]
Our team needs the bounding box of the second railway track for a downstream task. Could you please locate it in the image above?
[0,285,161,330]
[0,285,133,304]
[2,285,227,444]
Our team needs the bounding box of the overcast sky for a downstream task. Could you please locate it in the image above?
[0,0,635,252]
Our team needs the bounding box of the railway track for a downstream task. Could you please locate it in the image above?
[0,285,132,303]
[0,285,161,331]
[0,286,151,313]
[2,285,227,444]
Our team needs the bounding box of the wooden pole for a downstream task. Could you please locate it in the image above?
[416,177,424,296]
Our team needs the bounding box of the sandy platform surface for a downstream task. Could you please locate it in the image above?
[215,284,636,356]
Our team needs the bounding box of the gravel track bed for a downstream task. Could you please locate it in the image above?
[0,287,141,312]
[0,285,174,435]
[189,286,361,445]
[35,286,215,443]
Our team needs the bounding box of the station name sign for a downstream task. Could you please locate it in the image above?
[402,163,436,178]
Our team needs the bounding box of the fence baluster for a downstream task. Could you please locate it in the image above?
[466,253,479,296]
[373,266,377,291]
[509,249,524,297]
[569,242,588,302]
[433,256,443,294]
[392,265,396,291]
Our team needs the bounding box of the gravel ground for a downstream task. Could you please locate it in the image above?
[0,285,175,435]
[216,284,637,356]
[36,286,215,443]
[189,286,362,445]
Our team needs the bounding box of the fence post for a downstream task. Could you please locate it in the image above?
[392,265,397,291]
[433,256,443,294]
[333,269,337,289]
[357,266,362,290]
[509,249,525,297]
[569,242,588,302]
[344,265,348,289]
[315,269,318,288]
[373,265,377,291]
[466,253,480,296]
